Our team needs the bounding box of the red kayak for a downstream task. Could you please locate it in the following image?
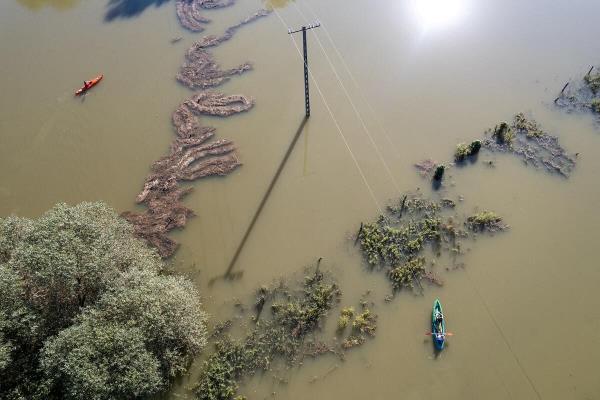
[75,74,103,96]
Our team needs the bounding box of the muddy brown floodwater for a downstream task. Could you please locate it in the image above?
[1,0,600,399]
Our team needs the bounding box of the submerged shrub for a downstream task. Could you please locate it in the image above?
[591,99,600,113]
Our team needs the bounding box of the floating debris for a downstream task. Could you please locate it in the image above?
[483,113,576,177]
[177,10,270,89]
[177,45,251,89]
[414,159,437,177]
[195,9,271,49]
[194,267,342,400]
[555,65,600,117]
[176,0,237,32]
[123,92,253,257]
[128,1,270,257]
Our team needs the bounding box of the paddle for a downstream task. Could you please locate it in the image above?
[425,332,454,336]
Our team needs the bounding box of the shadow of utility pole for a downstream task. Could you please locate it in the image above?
[208,116,309,286]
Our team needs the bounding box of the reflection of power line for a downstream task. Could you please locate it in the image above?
[210,117,309,285]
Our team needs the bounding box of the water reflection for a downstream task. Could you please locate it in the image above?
[16,0,80,11]
[105,0,171,22]
[409,0,469,31]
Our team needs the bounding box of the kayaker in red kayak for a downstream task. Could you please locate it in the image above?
[75,75,103,96]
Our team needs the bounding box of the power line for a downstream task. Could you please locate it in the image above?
[273,7,383,214]
[298,0,402,158]
[291,2,401,193]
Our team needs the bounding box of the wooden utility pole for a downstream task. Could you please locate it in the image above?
[288,22,320,117]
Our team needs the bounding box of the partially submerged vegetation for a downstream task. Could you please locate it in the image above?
[0,203,208,399]
[194,267,344,400]
[418,114,576,180]
[454,140,481,162]
[357,193,507,293]
[555,65,600,117]
[483,113,576,177]
[465,211,508,233]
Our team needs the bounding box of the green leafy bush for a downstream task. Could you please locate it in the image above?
[0,202,208,399]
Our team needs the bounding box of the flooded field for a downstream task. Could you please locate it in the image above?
[1,0,600,399]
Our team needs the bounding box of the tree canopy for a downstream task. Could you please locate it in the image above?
[0,202,208,399]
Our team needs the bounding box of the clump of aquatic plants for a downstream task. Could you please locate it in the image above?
[358,194,464,292]
[352,308,377,337]
[455,140,482,162]
[555,65,600,117]
[483,114,576,177]
[465,211,508,233]
[357,193,509,293]
[433,164,445,181]
[455,143,471,161]
[338,299,377,350]
[337,307,354,331]
[195,267,341,400]
[491,122,514,145]
[388,257,426,290]
[513,113,544,137]
[584,71,600,94]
